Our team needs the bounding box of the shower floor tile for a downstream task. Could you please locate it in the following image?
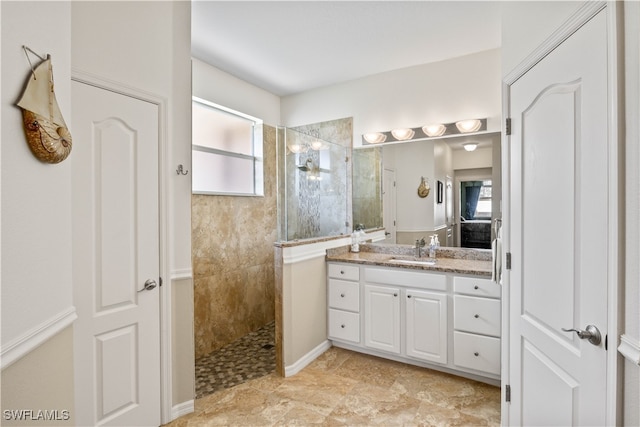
[195,321,276,399]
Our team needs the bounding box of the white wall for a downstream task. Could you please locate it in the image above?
[452,147,493,170]
[1,0,74,367]
[434,141,453,228]
[501,1,582,77]
[192,58,281,126]
[282,49,502,147]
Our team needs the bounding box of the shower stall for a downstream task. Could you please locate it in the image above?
[277,127,349,241]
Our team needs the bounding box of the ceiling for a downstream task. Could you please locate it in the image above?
[191,1,503,97]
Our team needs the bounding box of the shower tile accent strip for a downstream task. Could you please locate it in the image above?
[195,322,275,399]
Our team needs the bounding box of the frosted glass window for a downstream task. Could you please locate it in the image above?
[192,97,263,196]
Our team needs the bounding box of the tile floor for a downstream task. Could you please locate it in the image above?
[195,322,276,399]
[168,345,501,426]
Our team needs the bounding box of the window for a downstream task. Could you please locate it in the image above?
[475,180,492,218]
[191,97,264,196]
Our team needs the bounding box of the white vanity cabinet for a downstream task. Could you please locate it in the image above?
[327,263,361,343]
[405,289,448,364]
[452,276,501,376]
[326,260,501,384]
[363,284,401,354]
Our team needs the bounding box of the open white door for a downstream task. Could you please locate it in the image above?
[383,168,396,243]
[71,81,161,426]
[507,8,615,425]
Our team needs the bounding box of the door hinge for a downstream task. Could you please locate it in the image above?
[506,252,512,270]
[505,384,511,402]
[159,276,163,287]
[505,118,512,136]
[345,156,349,163]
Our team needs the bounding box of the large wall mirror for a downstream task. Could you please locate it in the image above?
[352,132,501,248]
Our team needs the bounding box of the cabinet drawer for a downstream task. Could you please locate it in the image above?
[453,331,500,376]
[454,295,501,337]
[454,276,501,298]
[328,309,360,343]
[364,267,446,291]
[328,279,360,312]
[328,263,360,281]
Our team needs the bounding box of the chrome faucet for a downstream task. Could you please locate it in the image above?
[415,238,426,257]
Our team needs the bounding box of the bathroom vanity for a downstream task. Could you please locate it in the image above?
[325,244,501,385]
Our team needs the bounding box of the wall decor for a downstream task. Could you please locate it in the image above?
[16,46,72,164]
[437,180,444,204]
[417,176,430,198]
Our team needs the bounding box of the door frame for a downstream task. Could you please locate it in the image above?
[71,70,173,424]
[501,1,622,424]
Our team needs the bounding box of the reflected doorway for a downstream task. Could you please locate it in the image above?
[457,178,492,249]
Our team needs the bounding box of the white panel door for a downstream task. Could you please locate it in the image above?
[71,81,161,426]
[508,10,609,426]
[364,284,400,354]
[405,289,447,364]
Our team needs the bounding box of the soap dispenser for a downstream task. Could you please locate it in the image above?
[428,236,436,262]
[351,230,360,253]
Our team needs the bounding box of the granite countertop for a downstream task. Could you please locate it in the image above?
[326,243,493,278]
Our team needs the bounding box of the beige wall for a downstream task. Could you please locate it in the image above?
[192,125,278,358]
[1,328,74,426]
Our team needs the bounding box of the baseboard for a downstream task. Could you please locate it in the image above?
[618,334,640,365]
[171,400,194,421]
[1,306,77,370]
[284,340,332,377]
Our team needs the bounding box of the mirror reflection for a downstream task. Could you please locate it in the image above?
[352,132,501,248]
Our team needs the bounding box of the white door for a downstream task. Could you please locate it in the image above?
[405,289,447,364]
[71,81,161,426]
[382,168,396,243]
[364,284,400,354]
[508,10,610,426]
[445,176,454,246]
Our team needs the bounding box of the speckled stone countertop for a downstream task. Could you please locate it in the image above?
[326,243,492,277]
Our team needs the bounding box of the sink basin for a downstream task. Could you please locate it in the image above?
[388,257,436,266]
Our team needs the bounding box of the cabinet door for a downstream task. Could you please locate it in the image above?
[406,290,448,364]
[364,284,401,354]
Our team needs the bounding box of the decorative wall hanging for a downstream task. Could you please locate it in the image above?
[417,176,430,198]
[16,46,72,164]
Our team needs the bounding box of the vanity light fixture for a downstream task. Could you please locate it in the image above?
[463,143,478,152]
[391,128,415,140]
[455,119,482,133]
[422,124,447,137]
[288,143,306,153]
[363,132,387,144]
[310,140,325,150]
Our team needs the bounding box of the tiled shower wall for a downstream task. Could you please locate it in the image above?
[287,118,353,239]
[192,125,277,359]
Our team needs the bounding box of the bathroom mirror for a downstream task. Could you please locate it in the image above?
[352,132,501,247]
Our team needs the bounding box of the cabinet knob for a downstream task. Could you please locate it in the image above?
[474,314,480,319]
[393,293,398,297]
[340,293,345,298]
[341,324,345,329]
[407,295,412,298]
[474,285,479,290]
[474,352,479,357]
[340,270,345,274]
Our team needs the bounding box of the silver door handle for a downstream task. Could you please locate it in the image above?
[562,324,601,346]
[138,279,157,292]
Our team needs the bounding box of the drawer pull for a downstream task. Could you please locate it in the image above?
[393,293,398,297]
[341,324,345,329]
[474,314,480,319]
[340,293,345,298]
[474,285,479,290]
[340,270,345,275]
[407,295,412,298]
[474,352,480,357]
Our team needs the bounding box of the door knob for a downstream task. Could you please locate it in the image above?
[561,324,602,346]
[138,279,157,292]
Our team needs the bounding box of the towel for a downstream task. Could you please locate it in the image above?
[491,222,502,284]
